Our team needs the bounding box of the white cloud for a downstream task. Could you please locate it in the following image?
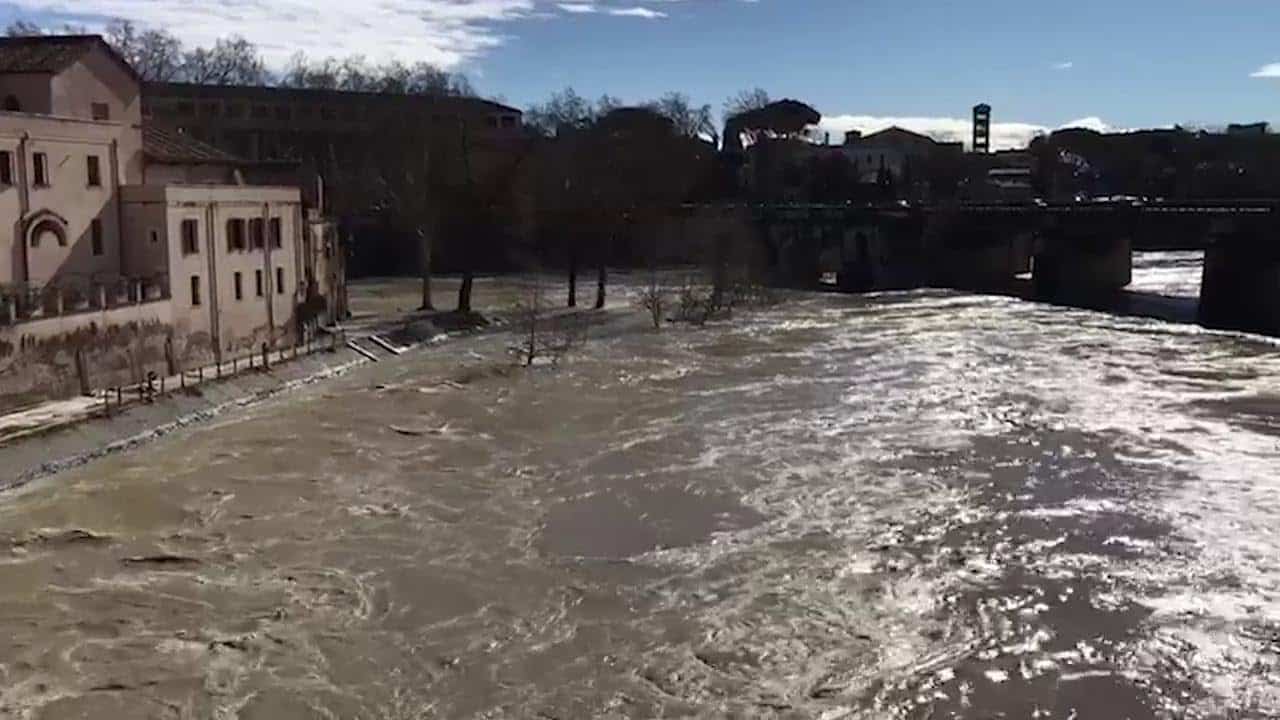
[1250,63,1280,78]
[817,114,1129,150]
[1,0,620,69]
[1058,116,1113,133]
[557,3,666,18]
[6,1,681,68]
[607,6,667,17]
[1052,61,1073,70]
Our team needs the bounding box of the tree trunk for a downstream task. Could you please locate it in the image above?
[710,231,729,309]
[418,229,434,311]
[594,264,607,309]
[457,271,474,314]
[567,248,578,308]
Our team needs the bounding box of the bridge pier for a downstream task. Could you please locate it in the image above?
[1032,213,1134,302]
[837,214,929,291]
[768,223,822,289]
[837,225,880,291]
[1199,219,1280,335]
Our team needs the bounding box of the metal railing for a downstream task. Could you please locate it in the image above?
[99,330,343,416]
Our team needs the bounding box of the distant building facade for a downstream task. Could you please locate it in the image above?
[1226,122,1269,137]
[142,83,524,213]
[840,127,965,201]
[0,35,344,408]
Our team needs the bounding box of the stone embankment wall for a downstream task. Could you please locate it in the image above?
[0,300,197,412]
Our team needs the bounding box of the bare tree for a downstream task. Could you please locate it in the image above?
[511,276,587,367]
[279,53,475,96]
[649,92,718,144]
[723,87,772,119]
[181,36,267,85]
[524,87,595,137]
[524,87,627,138]
[4,19,86,36]
[440,118,531,314]
[4,20,43,36]
[280,53,341,89]
[356,118,453,310]
[104,20,184,81]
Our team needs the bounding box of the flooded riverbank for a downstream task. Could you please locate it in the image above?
[1,255,1278,719]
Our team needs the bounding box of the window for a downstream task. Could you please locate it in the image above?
[501,115,516,129]
[32,152,47,186]
[2,95,18,112]
[226,218,246,251]
[252,104,268,119]
[87,155,101,187]
[320,106,336,121]
[91,219,103,256]
[190,275,202,306]
[148,229,160,245]
[275,105,290,121]
[250,218,265,249]
[181,219,199,254]
[176,102,195,117]
[255,270,264,297]
[0,151,11,185]
[201,102,220,117]
[226,103,245,118]
[269,218,282,249]
[276,267,285,294]
[233,272,243,300]
[486,116,498,129]
[91,102,110,121]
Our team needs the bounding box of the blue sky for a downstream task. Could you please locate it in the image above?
[3,0,1279,148]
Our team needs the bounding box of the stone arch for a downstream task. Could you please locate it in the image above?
[24,210,68,249]
[2,95,19,112]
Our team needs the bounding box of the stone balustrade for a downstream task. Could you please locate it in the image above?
[0,275,172,326]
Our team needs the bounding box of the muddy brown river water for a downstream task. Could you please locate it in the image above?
[2,254,1280,719]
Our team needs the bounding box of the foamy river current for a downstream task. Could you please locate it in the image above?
[1,253,1279,719]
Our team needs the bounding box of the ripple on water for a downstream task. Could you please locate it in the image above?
[1,255,1279,717]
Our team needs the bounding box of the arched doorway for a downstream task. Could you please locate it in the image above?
[28,218,66,248]
[2,95,20,112]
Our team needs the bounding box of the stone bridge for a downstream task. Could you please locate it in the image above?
[671,201,1280,335]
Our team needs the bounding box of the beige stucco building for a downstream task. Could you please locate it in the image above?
[0,35,344,409]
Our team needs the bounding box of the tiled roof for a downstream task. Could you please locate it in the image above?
[0,35,96,74]
[0,35,141,82]
[143,126,245,164]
